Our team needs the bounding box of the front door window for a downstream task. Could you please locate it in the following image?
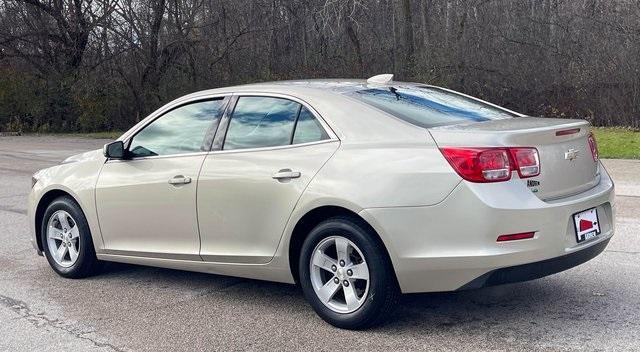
[129,99,227,157]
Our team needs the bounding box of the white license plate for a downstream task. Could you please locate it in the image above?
[573,208,601,243]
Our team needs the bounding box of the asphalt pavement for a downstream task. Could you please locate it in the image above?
[0,135,638,351]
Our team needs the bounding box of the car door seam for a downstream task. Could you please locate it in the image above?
[266,141,342,265]
[195,149,211,261]
[93,157,109,250]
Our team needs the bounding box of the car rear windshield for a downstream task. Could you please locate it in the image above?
[346,86,516,128]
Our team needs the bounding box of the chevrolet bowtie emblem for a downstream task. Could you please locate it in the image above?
[565,149,579,161]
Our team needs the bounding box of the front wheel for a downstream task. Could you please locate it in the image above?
[299,217,399,329]
[41,196,100,278]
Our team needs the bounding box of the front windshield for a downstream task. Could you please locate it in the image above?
[347,86,516,128]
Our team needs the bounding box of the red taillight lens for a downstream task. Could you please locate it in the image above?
[478,149,512,181]
[496,232,535,242]
[509,148,540,178]
[440,147,540,182]
[588,132,599,162]
[440,148,512,183]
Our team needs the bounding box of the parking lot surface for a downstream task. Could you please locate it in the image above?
[0,136,638,351]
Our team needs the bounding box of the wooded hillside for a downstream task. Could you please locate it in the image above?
[0,0,638,132]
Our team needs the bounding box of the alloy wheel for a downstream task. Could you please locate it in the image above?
[46,210,80,268]
[309,236,370,313]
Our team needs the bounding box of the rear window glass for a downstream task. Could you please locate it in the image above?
[347,86,516,128]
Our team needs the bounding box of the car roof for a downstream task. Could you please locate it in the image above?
[206,80,430,142]
[132,79,434,145]
[187,79,404,97]
[243,79,381,93]
[124,78,520,145]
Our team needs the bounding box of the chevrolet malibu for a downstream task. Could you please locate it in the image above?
[28,75,615,329]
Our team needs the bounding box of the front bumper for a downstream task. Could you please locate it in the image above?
[27,187,42,255]
[360,162,615,293]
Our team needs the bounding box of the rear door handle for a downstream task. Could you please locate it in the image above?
[272,169,301,180]
[168,175,192,185]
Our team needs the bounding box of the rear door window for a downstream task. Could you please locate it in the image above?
[224,97,329,150]
[292,107,329,144]
[224,96,299,150]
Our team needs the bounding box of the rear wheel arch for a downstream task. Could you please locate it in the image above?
[288,205,396,285]
[35,189,81,252]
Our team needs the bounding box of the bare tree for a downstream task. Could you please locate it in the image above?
[0,0,639,132]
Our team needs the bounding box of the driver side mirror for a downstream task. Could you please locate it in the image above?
[103,141,126,159]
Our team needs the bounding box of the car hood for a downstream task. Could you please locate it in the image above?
[62,149,104,164]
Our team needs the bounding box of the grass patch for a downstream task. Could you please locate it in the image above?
[592,127,640,159]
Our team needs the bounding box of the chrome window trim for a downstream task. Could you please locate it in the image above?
[105,151,210,163]
[106,139,339,162]
[210,139,339,155]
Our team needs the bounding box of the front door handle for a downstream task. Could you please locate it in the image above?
[272,169,301,180]
[168,175,192,185]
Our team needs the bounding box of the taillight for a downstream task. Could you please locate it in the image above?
[588,132,599,162]
[509,148,540,178]
[440,147,540,183]
[477,149,512,181]
[440,148,511,183]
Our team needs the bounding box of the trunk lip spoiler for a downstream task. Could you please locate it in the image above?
[427,117,590,133]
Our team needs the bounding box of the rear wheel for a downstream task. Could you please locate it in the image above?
[299,217,399,329]
[41,196,100,278]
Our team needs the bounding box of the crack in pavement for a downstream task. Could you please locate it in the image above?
[0,166,35,175]
[139,278,248,316]
[0,152,62,163]
[0,193,26,200]
[605,249,640,255]
[0,206,27,215]
[0,294,126,352]
[618,194,640,199]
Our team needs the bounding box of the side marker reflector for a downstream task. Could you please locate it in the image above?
[497,232,535,242]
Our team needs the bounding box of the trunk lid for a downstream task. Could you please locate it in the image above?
[429,117,600,200]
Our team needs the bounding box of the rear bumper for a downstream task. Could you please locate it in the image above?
[360,161,615,293]
[458,237,610,290]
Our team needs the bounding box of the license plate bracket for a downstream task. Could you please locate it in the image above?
[573,208,601,243]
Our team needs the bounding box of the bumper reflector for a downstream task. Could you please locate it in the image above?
[497,232,535,242]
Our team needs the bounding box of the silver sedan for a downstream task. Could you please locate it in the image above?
[28,75,615,329]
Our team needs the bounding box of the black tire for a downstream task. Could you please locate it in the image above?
[40,196,100,278]
[299,216,400,329]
